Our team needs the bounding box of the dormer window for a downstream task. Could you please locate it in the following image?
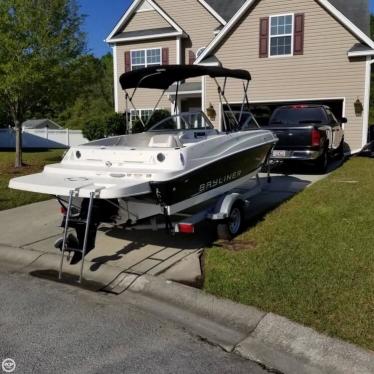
[269,14,293,56]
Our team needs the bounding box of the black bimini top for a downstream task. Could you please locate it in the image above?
[119,65,251,90]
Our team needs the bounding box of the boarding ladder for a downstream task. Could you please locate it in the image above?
[58,190,95,283]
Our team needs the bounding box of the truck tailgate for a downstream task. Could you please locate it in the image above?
[267,127,312,149]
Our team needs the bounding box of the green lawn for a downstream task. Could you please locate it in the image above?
[0,150,64,211]
[204,157,374,351]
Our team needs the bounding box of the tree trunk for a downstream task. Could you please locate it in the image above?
[14,121,23,168]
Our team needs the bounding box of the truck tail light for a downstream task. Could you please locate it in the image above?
[60,206,67,215]
[311,128,321,147]
[178,223,195,234]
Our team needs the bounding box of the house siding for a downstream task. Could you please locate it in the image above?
[156,0,221,66]
[123,10,170,32]
[204,0,367,151]
[115,39,177,113]
[114,0,221,112]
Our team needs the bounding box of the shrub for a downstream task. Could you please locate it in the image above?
[106,113,128,136]
[82,119,106,141]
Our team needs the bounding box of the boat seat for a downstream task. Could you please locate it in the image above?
[148,134,183,148]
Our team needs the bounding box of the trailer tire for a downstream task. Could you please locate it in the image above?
[217,203,244,241]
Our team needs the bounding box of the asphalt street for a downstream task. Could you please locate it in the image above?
[0,266,267,374]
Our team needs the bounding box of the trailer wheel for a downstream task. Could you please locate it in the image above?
[217,203,243,241]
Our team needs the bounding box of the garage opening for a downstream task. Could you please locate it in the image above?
[223,99,344,127]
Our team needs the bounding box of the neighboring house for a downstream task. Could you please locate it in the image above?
[22,119,63,130]
[106,0,372,153]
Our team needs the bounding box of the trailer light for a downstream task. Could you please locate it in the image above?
[60,207,67,215]
[178,223,195,234]
[311,128,321,147]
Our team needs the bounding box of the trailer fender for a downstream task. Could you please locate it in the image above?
[209,193,246,221]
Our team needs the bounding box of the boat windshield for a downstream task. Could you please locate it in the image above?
[223,111,261,131]
[147,112,214,132]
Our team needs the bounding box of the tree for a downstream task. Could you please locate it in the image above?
[57,53,114,130]
[0,0,85,167]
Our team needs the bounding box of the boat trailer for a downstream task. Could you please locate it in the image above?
[55,174,265,283]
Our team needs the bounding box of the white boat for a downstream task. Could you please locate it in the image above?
[10,66,276,207]
[8,65,277,274]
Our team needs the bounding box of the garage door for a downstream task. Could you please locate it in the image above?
[223,99,344,127]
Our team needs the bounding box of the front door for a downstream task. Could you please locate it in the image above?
[181,98,202,113]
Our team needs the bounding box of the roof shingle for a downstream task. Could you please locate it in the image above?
[206,0,369,35]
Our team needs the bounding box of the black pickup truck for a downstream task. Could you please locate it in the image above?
[266,105,346,172]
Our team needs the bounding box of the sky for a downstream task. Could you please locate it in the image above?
[78,0,132,56]
[79,0,374,57]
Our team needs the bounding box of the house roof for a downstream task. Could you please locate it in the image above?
[203,0,369,34]
[348,43,374,57]
[196,0,374,64]
[329,0,369,35]
[167,82,202,94]
[111,27,179,42]
[199,55,221,65]
[203,0,246,22]
[106,0,185,43]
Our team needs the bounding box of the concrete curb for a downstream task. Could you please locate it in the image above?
[128,274,265,334]
[126,276,374,374]
[1,245,373,373]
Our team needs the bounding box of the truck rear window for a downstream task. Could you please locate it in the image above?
[269,107,328,126]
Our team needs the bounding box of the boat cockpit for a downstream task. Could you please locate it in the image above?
[83,111,260,150]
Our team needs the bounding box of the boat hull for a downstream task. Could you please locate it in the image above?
[150,142,272,206]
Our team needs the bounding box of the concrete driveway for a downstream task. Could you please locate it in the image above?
[0,167,331,287]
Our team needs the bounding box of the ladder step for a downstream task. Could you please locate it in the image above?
[59,190,96,283]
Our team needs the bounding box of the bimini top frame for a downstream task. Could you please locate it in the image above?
[119,64,253,133]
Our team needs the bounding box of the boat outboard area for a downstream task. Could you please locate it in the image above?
[8,64,277,277]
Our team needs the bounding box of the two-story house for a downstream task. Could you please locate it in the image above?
[106,0,373,153]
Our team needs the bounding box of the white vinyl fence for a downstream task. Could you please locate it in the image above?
[0,128,88,149]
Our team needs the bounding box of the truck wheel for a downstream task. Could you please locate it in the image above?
[315,149,328,174]
[217,203,243,241]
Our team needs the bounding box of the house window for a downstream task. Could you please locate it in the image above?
[130,109,153,124]
[131,48,161,70]
[269,14,293,56]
